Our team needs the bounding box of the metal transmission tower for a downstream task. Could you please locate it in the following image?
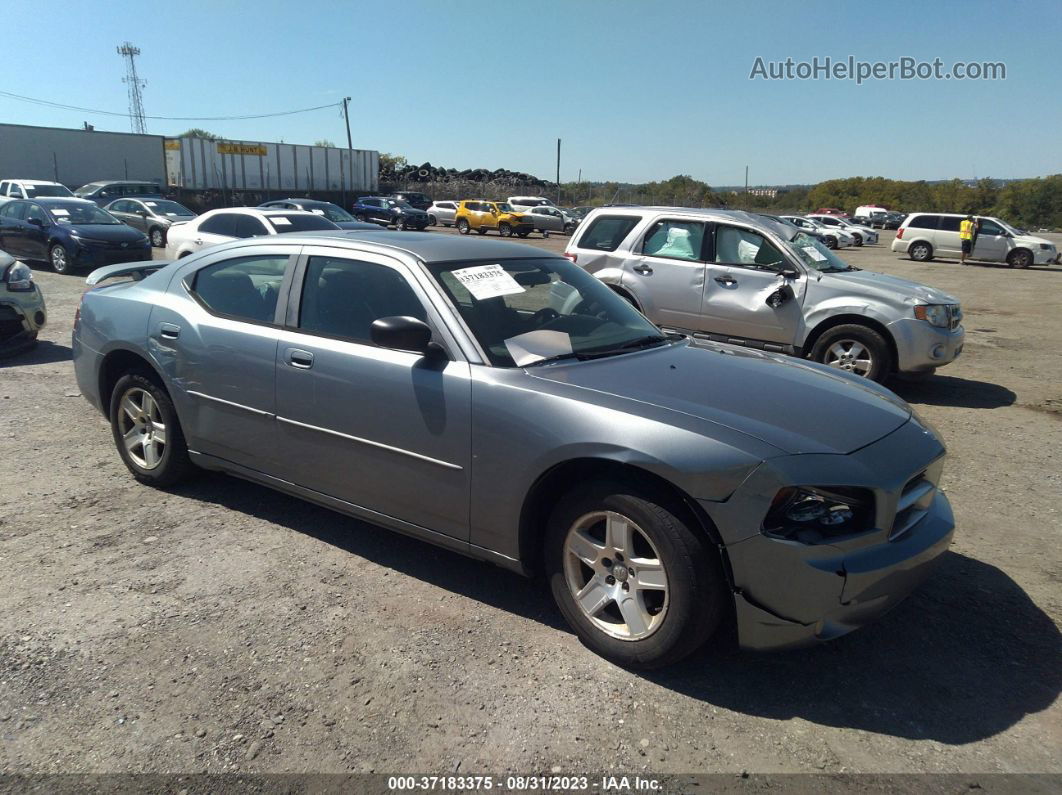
[117,42,147,134]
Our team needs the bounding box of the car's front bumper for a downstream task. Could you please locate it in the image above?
[888,317,965,373]
[0,285,46,356]
[702,418,954,651]
[71,242,154,268]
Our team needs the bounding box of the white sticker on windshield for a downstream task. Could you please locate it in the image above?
[310,209,324,215]
[504,330,573,366]
[270,217,292,226]
[145,202,158,207]
[802,245,827,262]
[51,208,69,216]
[452,264,524,300]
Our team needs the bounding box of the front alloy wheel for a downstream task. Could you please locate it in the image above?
[563,511,668,641]
[823,339,874,377]
[546,482,725,668]
[150,227,165,247]
[50,244,71,274]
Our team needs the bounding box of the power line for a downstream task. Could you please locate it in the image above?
[0,89,343,122]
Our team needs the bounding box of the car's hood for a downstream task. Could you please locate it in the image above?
[526,340,911,455]
[335,221,380,230]
[820,268,959,304]
[1015,233,1053,247]
[66,224,147,241]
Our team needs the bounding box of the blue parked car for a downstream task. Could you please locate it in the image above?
[351,196,430,230]
[0,197,151,275]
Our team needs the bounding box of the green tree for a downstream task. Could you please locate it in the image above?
[176,128,219,140]
[379,153,408,173]
[314,139,337,148]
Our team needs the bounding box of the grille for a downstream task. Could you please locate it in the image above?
[891,471,936,540]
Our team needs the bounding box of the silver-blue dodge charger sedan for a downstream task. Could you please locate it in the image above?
[73,231,954,668]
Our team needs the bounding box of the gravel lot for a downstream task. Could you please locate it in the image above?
[1,228,1059,776]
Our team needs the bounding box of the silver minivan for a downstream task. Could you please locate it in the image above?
[565,207,964,381]
[891,212,1059,268]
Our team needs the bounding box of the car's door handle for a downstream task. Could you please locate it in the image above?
[159,322,181,340]
[193,238,203,245]
[633,264,653,275]
[714,276,737,286]
[286,348,314,369]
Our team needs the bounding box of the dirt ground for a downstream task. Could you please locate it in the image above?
[0,228,1059,777]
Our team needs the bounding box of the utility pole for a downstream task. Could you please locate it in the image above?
[117,42,147,134]
[342,97,353,205]
[744,165,749,209]
[556,138,561,205]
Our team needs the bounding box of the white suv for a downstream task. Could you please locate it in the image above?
[165,208,340,259]
[565,207,964,381]
[506,196,556,212]
[806,214,879,246]
[0,179,74,206]
[891,213,1059,268]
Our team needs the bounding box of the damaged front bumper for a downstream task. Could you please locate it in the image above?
[0,286,47,357]
[703,419,954,651]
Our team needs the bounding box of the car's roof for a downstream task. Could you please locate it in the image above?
[33,197,96,206]
[201,206,316,216]
[7,179,64,186]
[269,229,560,261]
[262,198,334,206]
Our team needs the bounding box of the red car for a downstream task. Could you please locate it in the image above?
[814,207,850,217]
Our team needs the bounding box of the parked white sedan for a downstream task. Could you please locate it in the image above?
[165,207,340,258]
[807,214,880,246]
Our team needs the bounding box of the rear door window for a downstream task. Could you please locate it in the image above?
[642,220,705,261]
[577,215,640,251]
[191,254,290,324]
[234,214,270,238]
[938,217,962,232]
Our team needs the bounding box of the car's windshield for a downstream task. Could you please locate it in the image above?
[992,217,1021,236]
[789,232,855,273]
[48,203,121,225]
[388,200,414,209]
[143,200,194,217]
[307,203,355,222]
[25,184,73,198]
[496,203,515,213]
[267,214,340,232]
[427,257,668,367]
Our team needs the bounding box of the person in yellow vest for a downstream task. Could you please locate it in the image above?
[960,214,977,265]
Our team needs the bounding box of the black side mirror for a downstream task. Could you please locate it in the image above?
[137,209,149,217]
[27,217,43,227]
[780,268,799,279]
[370,316,443,357]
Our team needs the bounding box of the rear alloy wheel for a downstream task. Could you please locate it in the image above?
[149,227,165,248]
[546,481,725,669]
[109,373,193,487]
[1007,249,1033,269]
[851,233,863,246]
[50,244,72,275]
[908,241,933,262]
[427,214,437,226]
[499,223,513,237]
[811,324,892,382]
[457,219,470,235]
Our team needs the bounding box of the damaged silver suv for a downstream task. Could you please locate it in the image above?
[565,208,964,382]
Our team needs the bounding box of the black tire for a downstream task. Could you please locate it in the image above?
[149,227,165,248]
[49,243,73,275]
[810,323,893,382]
[457,219,470,235]
[516,230,530,238]
[354,213,367,222]
[395,217,407,230]
[476,227,488,235]
[109,372,194,487]
[1007,249,1033,269]
[564,223,575,235]
[824,236,838,250]
[851,233,863,246]
[499,223,513,238]
[545,480,726,669]
[908,241,933,262]
[428,214,437,226]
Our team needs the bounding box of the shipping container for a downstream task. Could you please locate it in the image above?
[166,137,378,193]
[0,123,166,189]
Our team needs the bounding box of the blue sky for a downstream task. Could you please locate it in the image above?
[3,0,1059,186]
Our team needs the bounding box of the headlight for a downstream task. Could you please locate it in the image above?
[763,486,874,543]
[4,261,34,292]
[913,304,950,328]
